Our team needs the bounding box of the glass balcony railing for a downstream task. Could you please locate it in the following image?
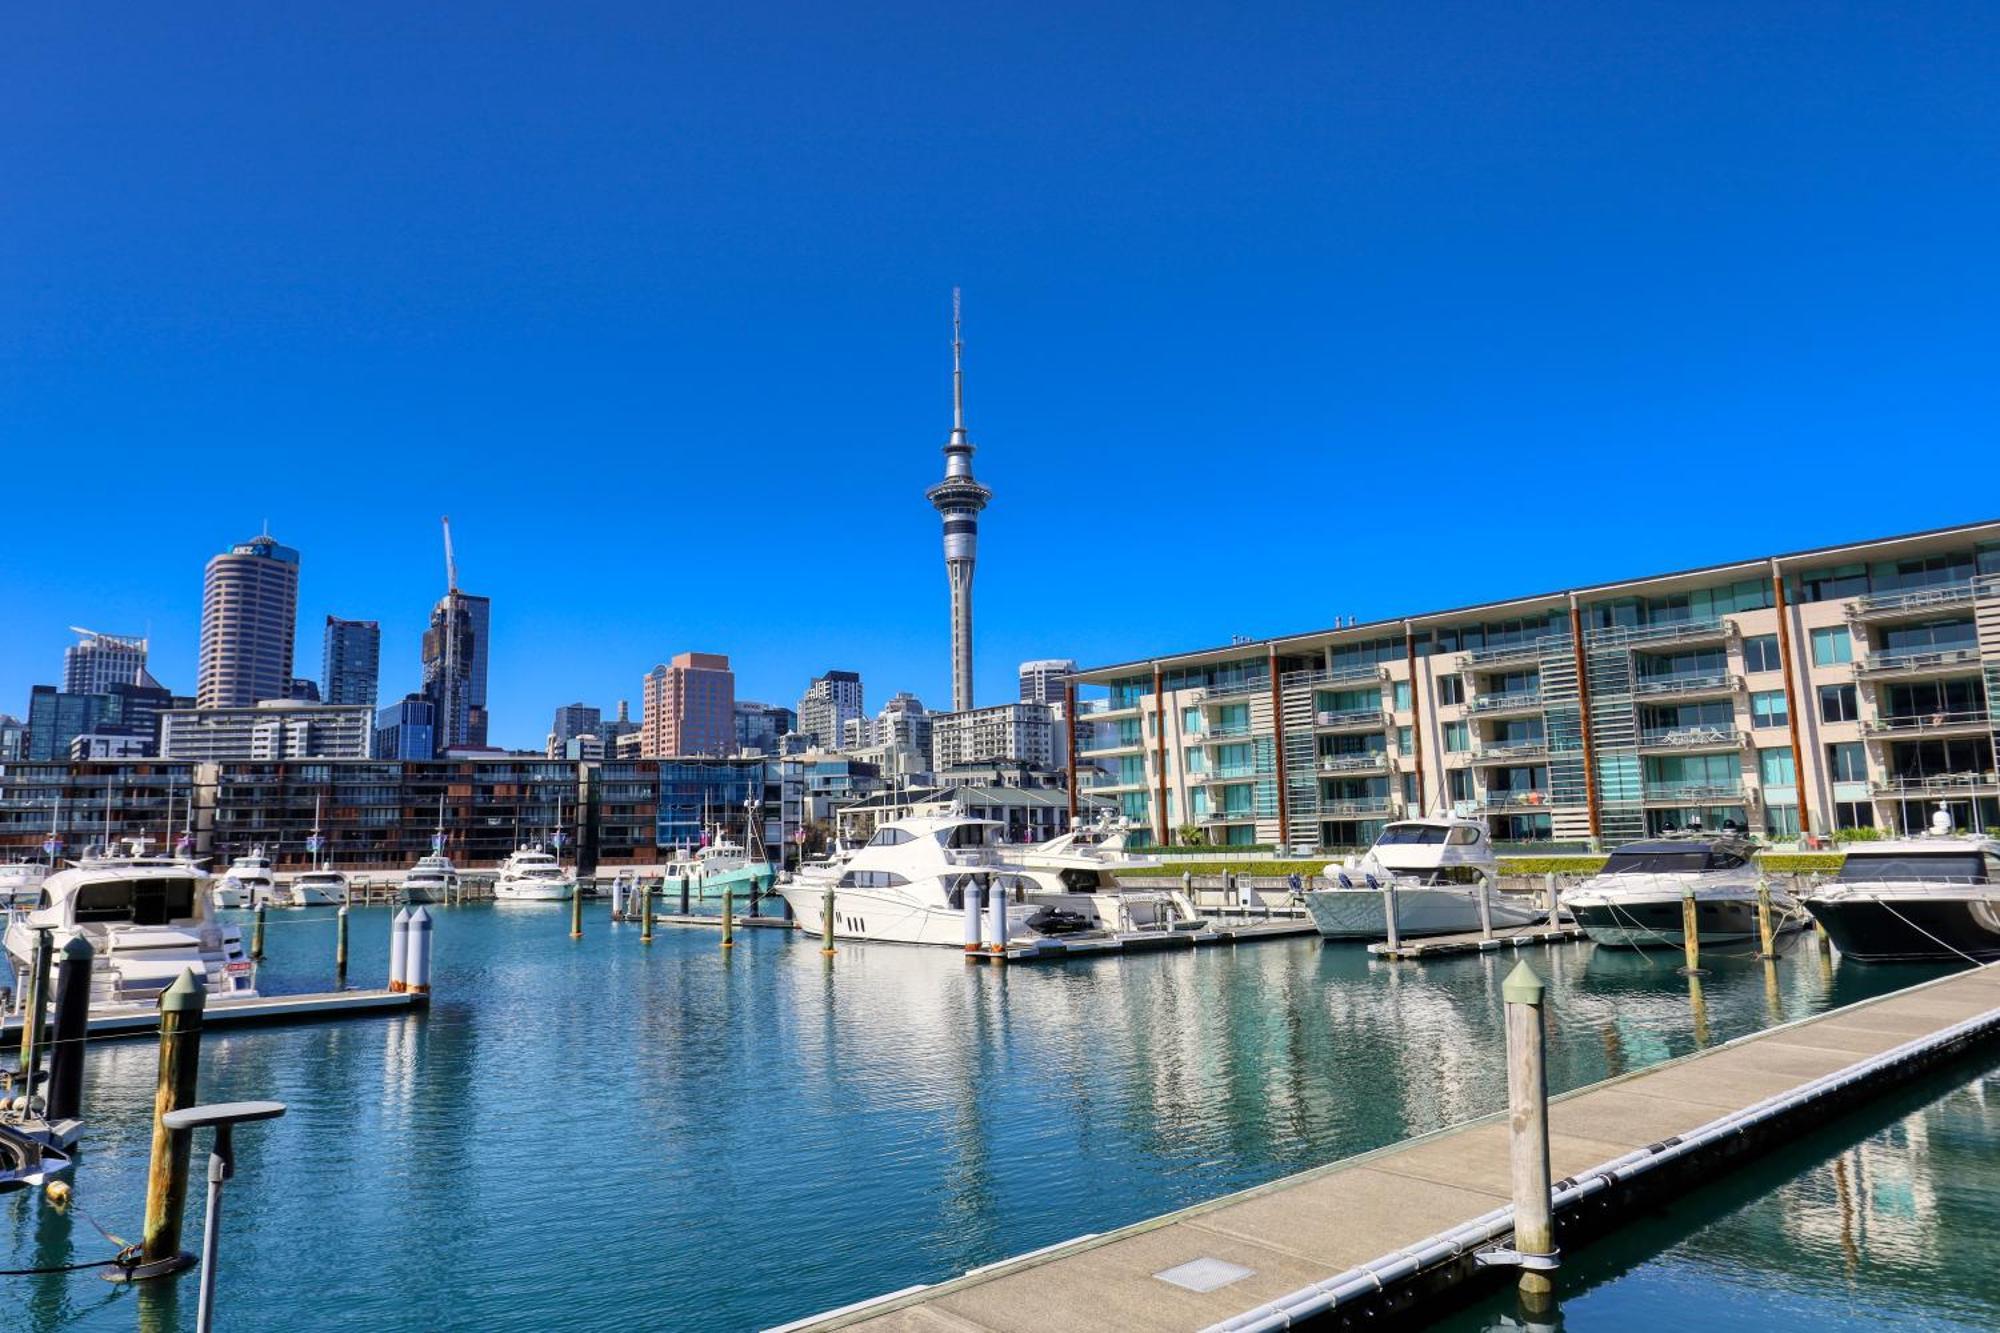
[1588,617,1731,649]
[1636,724,1741,749]
[1631,671,1737,698]
[1319,796,1392,816]
[1280,663,1385,690]
[1478,791,1552,811]
[1475,740,1548,762]
[1317,753,1389,773]
[1849,581,1977,618]
[1642,781,1744,804]
[1870,772,2000,796]
[1854,647,1981,677]
[1861,710,1992,735]
[1468,690,1543,714]
[1314,708,1388,730]
[1206,721,1257,740]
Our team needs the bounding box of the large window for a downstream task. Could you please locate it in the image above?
[1742,635,1781,672]
[1810,626,1852,666]
[1392,681,1411,711]
[1757,747,1796,788]
[1827,741,1867,782]
[1443,721,1470,753]
[1436,675,1464,706]
[1397,725,1414,752]
[1750,690,1789,730]
[1448,769,1473,801]
[1819,683,1859,723]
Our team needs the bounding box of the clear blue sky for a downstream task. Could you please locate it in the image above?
[5,3,1997,746]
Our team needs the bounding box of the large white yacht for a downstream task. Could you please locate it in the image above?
[780,813,1043,947]
[399,852,458,905]
[1008,818,1205,935]
[1565,832,1803,949]
[1,862,48,910]
[4,841,256,1006]
[493,844,577,902]
[279,869,349,908]
[1803,810,2000,963]
[214,847,276,910]
[1304,812,1547,940]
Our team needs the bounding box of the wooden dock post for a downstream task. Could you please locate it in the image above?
[46,936,93,1123]
[1689,973,1712,1047]
[251,905,267,961]
[1383,882,1402,955]
[1755,877,1776,960]
[335,906,349,982]
[570,885,584,940]
[1678,885,1703,975]
[721,887,735,949]
[1502,960,1557,1311]
[640,880,654,944]
[14,926,52,1098]
[137,971,206,1278]
[822,883,836,957]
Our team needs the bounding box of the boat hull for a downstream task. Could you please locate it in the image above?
[1805,894,2000,963]
[1303,886,1546,940]
[494,882,575,902]
[1569,895,1776,949]
[777,882,1034,948]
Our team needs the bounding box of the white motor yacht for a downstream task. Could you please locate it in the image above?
[494,844,577,902]
[214,847,276,910]
[399,853,458,905]
[4,841,256,1006]
[1565,833,1803,949]
[1804,810,2000,963]
[1009,818,1206,936]
[1304,813,1546,940]
[1,862,49,910]
[279,869,349,908]
[779,813,1044,947]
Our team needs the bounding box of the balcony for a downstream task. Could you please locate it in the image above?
[1206,720,1258,740]
[1870,772,2000,798]
[1848,581,1977,622]
[1315,708,1390,732]
[1319,796,1393,816]
[1195,676,1273,703]
[1280,663,1385,691]
[1467,691,1543,716]
[1853,647,1982,680]
[1077,736,1144,758]
[1589,617,1733,650]
[1861,710,1994,738]
[1475,740,1548,763]
[1455,637,1563,670]
[1478,791,1554,812]
[1642,781,1745,805]
[1637,724,1744,751]
[1632,671,1738,699]
[1200,809,1262,825]
[1318,753,1390,774]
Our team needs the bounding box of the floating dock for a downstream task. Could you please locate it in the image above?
[773,961,2000,1332]
[1005,918,1319,962]
[0,988,425,1042]
[1369,922,1584,960]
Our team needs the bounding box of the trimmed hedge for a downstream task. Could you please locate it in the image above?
[1121,851,1851,878]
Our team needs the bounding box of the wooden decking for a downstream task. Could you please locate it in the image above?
[1,987,425,1041]
[773,962,2000,1332]
[1369,922,1585,960]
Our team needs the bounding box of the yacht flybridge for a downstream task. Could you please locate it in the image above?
[1804,810,2000,963]
[1304,813,1546,940]
[493,844,577,902]
[1564,833,1803,949]
[4,840,255,1006]
[0,862,48,910]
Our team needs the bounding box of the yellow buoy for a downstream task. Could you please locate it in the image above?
[45,1179,71,1207]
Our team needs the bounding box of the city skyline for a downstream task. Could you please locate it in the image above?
[8,6,2000,747]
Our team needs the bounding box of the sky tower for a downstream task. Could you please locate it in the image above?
[925,289,992,713]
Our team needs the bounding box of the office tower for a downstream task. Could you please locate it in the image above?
[550,703,602,752]
[374,694,438,761]
[796,670,864,750]
[733,701,796,756]
[1018,659,1076,706]
[284,678,321,701]
[196,530,301,708]
[322,616,381,707]
[925,290,992,713]
[27,681,175,760]
[422,590,491,753]
[641,652,736,757]
[601,699,640,754]
[63,628,150,694]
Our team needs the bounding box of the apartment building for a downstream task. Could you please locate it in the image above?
[1070,521,2000,849]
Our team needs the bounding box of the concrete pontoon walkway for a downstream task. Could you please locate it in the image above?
[775,962,2000,1332]
[1,987,425,1040]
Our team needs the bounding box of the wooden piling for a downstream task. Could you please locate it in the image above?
[1383,882,1402,955]
[251,904,267,961]
[570,885,584,939]
[721,887,735,949]
[139,971,206,1276]
[15,927,52,1095]
[1502,961,1556,1310]
[1755,877,1776,960]
[821,883,836,956]
[335,906,349,981]
[641,881,654,944]
[1679,886,1702,974]
[46,936,93,1123]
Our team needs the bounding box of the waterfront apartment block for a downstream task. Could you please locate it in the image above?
[0,756,787,871]
[797,670,864,751]
[62,628,151,695]
[1069,521,2000,849]
[932,701,1056,770]
[197,532,301,708]
[160,701,374,762]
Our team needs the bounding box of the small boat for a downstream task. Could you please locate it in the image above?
[1304,812,1546,940]
[493,844,577,902]
[1803,810,2000,963]
[0,861,49,910]
[662,830,773,901]
[1564,833,1802,949]
[4,839,256,1007]
[215,847,276,910]
[399,853,458,905]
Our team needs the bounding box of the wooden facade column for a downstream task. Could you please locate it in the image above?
[1268,647,1290,850]
[1063,679,1079,825]
[1404,625,1426,816]
[1153,664,1170,846]
[1568,595,1603,845]
[1769,559,1813,838]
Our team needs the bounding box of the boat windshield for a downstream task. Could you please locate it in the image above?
[75,877,200,925]
[1375,824,1449,846]
[1602,851,1711,874]
[1840,852,1989,883]
[941,824,989,849]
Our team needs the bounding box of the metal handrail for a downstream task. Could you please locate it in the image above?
[1318,754,1389,772]
[1637,725,1741,748]
[1870,772,2000,795]
[1280,663,1386,690]
[1207,721,1256,739]
[1475,741,1548,761]
[1848,581,1977,617]
[1314,709,1389,729]
[1643,782,1745,803]
[1319,797,1392,815]
[1854,646,1982,677]
[1468,691,1543,713]
[1632,671,1737,697]
[1455,636,1566,668]
[1861,710,1991,735]
[1586,617,1732,649]
[1478,791,1552,810]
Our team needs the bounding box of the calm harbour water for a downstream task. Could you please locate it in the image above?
[4,903,1983,1331]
